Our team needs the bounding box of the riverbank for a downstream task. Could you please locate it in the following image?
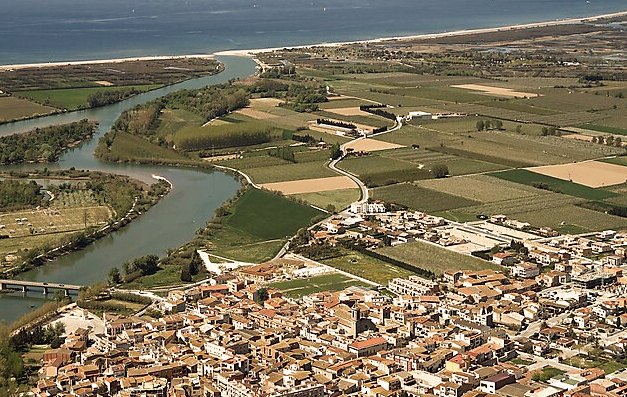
[214,10,627,57]
[0,171,172,278]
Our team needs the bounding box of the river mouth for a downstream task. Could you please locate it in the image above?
[0,56,257,324]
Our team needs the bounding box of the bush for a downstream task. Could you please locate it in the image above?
[431,164,449,178]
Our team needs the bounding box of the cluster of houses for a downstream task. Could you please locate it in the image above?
[31,255,627,397]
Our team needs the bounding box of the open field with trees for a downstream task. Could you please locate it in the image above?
[377,240,500,275]
[269,273,369,298]
[291,188,360,211]
[0,170,169,274]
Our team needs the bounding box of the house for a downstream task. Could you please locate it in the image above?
[479,373,515,393]
[511,263,539,279]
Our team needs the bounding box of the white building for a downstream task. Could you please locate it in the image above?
[406,111,432,121]
[350,202,386,214]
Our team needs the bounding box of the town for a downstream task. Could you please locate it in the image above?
[25,199,627,397]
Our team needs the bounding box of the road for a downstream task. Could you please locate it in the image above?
[328,118,404,204]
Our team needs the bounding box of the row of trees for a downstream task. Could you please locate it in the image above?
[177,127,274,151]
[87,88,142,108]
[591,135,622,147]
[0,119,96,164]
[476,119,503,131]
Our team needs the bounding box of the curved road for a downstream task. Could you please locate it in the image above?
[328,118,404,204]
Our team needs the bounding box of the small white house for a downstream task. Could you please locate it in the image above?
[406,111,432,121]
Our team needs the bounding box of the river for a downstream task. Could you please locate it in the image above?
[0,56,257,323]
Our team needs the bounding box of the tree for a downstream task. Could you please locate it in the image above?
[189,251,201,276]
[591,136,598,144]
[431,164,449,178]
[108,267,122,285]
[476,120,485,131]
[606,135,614,146]
[0,325,23,395]
[541,127,549,136]
[516,125,522,134]
[330,143,342,160]
[494,120,503,130]
[254,288,269,304]
[180,264,192,282]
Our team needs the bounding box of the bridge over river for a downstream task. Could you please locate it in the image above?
[0,279,82,295]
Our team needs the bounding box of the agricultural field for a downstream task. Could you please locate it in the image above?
[292,189,360,211]
[490,169,617,200]
[576,123,627,136]
[371,183,479,212]
[243,162,337,184]
[528,161,627,188]
[261,176,356,195]
[18,85,160,110]
[225,189,322,241]
[0,96,57,122]
[376,147,506,176]
[322,250,417,284]
[269,273,369,298]
[204,189,322,263]
[377,240,499,275]
[508,204,627,234]
[415,174,542,203]
[338,155,431,186]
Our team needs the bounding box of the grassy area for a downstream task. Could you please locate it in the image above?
[377,240,499,275]
[105,131,188,162]
[292,189,361,211]
[322,250,417,284]
[533,366,565,382]
[225,189,323,240]
[509,358,534,366]
[18,84,160,110]
[490,169,616,200]
[269,273,369,298]
[123,263,207,289]
[0,96,57,121]
[154,108,205,141]
[371,183,479,212]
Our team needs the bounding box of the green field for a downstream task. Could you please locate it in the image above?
[292,189,360,211]
[105,131,188,162]
[269,273,369,298]
[0,96,56,121]
[490,169,616,200]
[18,84,160,110]
[377,240,500,275]
[576,123,627,136]
[371,183,479,212]
[244,162,337,184]
[225,189,323,240]
[601,157,627,167]
[322,250,417,284]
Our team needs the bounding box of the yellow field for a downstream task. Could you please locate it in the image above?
[452,84,540,98]
[326,107,371,116]
[261,176,357,195]
[234,107,277,120]
[0,96,57,121]
[527,160,627,188]
[345,138,404,152]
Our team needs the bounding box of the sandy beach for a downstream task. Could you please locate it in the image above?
[0,54,215,71]
[214,10,627,57]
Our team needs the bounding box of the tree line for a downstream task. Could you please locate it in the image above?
[0,179,42,211]
[0,120,96,165]
[87,88,142,108]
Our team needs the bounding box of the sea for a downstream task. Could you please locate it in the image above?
[1,0,626,64]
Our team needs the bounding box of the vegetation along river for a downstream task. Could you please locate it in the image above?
[0,56,257,323]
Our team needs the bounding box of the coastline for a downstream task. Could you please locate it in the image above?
[0,10,623,70]
[0,54,216,71]
[214,10,627,57]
